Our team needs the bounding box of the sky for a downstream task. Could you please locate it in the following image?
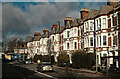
[1,1,109,39]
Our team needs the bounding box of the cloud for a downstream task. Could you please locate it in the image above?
[81,2,106,10]
[2,2,105,38]
[2,3,80,38]
[2,3,32,37]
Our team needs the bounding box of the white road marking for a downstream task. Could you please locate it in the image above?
[35,70,58,79]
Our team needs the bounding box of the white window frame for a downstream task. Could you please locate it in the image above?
[103,18,106,28]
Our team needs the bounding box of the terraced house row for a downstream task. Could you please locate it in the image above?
[27,1,120,68]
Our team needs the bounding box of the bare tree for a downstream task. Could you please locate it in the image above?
[2,36,26,53]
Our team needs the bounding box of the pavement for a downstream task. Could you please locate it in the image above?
[53,65,103,75]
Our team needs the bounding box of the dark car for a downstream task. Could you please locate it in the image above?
[37,62,53,72]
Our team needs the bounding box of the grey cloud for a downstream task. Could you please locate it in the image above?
[2,3,32,37]
[2,2,80,38]
[2,2,104,38]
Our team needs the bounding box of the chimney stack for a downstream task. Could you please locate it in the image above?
[80,8,89,19]
[34,32,40,37]
[43,29,49,35]
[64,17,72,27]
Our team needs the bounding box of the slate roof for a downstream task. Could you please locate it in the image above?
[71,18,79,26]
[34,36,41,41]
[85,9,98,20]
[96,5,113,16]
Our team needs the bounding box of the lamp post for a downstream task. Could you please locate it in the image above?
[107,49,109,75]
[96,50,98,72]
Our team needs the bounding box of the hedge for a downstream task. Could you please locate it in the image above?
[57,52,70,67]
[72,50,95,69]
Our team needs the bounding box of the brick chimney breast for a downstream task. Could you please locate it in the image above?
[80,8,89,19]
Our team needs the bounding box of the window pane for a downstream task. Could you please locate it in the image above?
[99,18,101,28]
[118,12,120,25]
[103,36,107,45]
[103,18,106,27]
[112,34,115,45]
[67,31,70,37]
[90,22,93,30]
[74,42,77,49]
[97,36,99,46]
[67,43,69,49]
[90,37,93,46]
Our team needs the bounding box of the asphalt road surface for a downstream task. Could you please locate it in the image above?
[2,61,107,79]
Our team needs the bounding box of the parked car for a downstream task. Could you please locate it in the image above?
[24,59,32,64]
[37,62,53,72]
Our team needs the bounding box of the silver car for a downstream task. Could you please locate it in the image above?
[37,62,53,72]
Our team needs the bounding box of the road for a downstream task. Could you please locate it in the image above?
[2,61,107,79]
